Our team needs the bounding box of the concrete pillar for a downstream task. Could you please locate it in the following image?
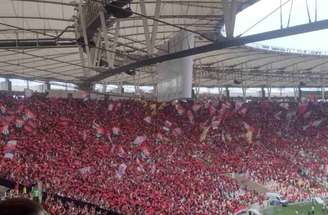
[242,86,247,101]
[102,84,107,93]
[225,86,230,98]
[321,87,325,100]
[6,79,12,91]
[267,87,272,100]
[298,86,302,101]
[261,87,266,98]
[293,87,298,101]
[46,82,51,91]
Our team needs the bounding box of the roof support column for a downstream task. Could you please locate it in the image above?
[99,10,111,67]
[150,0,162,54]
[322,87,325,100]
[267,86,272,100]
[102,84,107,93]
[74,14,87,76]
[261,87,266,98]
[5,79,12,91]
[78,3,92,72]
[225,86,230,98]
[223,0,239,38]
[298,86,302,101]
[92,33,102,67]
[140,0,152,53]
[242,86,247,101]
[46,82,51,92]
[110,21,120,68]
[293,87,298,101]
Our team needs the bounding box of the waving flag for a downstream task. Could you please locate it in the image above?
[212,120,221,129]
[24,109,36,120]
[112,127,120,135]
[79,166,92,175]
[274,111,282,120]
[116,163,127,179]
[298,103,308,115]
[15,119,24,128]
[24,125,34,133]
[136,158,145,172]
[156,133,164,141]
[234,101,243,111]
[192,103,202,112]
[82,130,88,141]
[173,127,182,137]
[175,104,185,115]
[141,145,151,157]
[221,101,231,111]
[150,163,156,174]
[239,107,248,115]
[243,122,255,144]
[187,110,194,124]
[4,140,17,160]
[108,103,115,111]
[143,116,152,124]
[118,145,126,158]
[208,104,216,115]
[312,119,322,127]
[0,125,9,135]
[96,127,105,137]
[0,103,6,114]
[200,126,210,142]
[80,91,89,101]
[165,120,172,127]
[280,102,289,110]
[134,136,146,145]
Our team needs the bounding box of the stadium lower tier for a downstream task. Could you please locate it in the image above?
[0,94,328,214]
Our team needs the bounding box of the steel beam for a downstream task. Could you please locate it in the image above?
[87,19,328,82]
[0,39,76,49]
[100,10,111,68]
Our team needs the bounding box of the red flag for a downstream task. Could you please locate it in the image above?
[187,110,194,124]
[192,103,202,112]
[112,127,120,135]
[141,145,150,157]
[0,125,9,135]
[96,127,105,137]
[25,109,36,120]
[15,119,24,128]
[298,103,308,114]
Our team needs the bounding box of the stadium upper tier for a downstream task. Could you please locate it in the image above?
[0,0,328,88]
[1,94,328,214]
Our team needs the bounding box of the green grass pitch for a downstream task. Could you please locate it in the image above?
[261,203,328,215]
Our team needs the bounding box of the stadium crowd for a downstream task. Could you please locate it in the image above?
[0,94,328,214]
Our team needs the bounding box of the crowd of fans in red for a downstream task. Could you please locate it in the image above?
[0,94,328,214]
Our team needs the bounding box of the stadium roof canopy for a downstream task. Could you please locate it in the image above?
[0,0,328,88]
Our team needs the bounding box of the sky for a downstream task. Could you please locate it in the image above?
[234,0,328,54]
